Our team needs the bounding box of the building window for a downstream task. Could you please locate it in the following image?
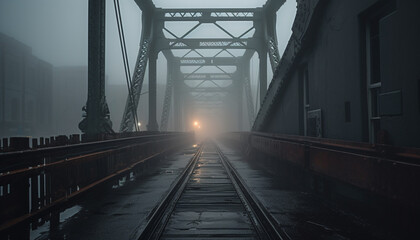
[363,0,396,143]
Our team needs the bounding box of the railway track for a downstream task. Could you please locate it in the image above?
[139,141,289,240]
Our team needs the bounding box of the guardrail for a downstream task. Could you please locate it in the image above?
[222,132,420,211]
[0,132,183,173]
[0,132,194,240]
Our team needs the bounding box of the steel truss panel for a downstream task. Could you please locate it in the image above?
[178,57,241,66]
[157,38,258,50]
[120,13,152,132]
[123,1,285,132]
[157,8,261,22]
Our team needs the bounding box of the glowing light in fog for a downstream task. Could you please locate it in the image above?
[194,121,199,126]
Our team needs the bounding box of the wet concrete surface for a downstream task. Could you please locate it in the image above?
[34,145,197,240]
[161,145,257,239]
[216,141,398,240]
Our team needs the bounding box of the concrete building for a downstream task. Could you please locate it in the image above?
[52,66,88,135]
[0,33,53,138]
[256,0,420,148]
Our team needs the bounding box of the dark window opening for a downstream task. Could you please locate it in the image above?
[370,20,381,84]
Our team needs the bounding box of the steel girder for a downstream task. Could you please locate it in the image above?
[119,13,153,132]
[263,1,283,72]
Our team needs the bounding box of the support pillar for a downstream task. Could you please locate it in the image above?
[147,53,159,131]
[79,0,112,136]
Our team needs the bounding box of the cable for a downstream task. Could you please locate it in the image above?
[113,0,139,131]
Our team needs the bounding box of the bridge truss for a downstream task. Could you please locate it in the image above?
[119,0,285,132]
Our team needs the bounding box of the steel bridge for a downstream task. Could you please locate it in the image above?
[1,0,420,239]
[78,0,282,135]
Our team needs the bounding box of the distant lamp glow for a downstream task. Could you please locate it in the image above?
[137,122,141,128]
[194,121,198,126]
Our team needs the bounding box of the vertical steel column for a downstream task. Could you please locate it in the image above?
[237,77,243,131]
[160,59,174,131]
[79,0,113,136]
[259,49,267,105]
[147,52,159,131]
[242,59,255,127]
[173,63,182,131]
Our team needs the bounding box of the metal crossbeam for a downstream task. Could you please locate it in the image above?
[182,73,234,80]
[157,38,256,50]
[157,8,261,22]
[179,57,240,66]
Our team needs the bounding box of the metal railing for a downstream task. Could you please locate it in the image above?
[0,132,194,239]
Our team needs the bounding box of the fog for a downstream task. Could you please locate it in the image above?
[0,0,297,138]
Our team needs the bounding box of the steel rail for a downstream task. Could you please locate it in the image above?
[138,142,289,240]
[138,144,203,240]
[216,144,290,240]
